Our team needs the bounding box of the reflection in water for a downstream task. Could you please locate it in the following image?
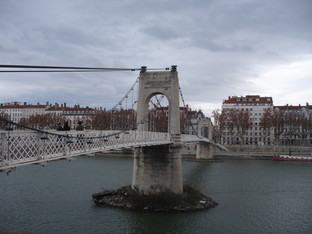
[183,160,213,186]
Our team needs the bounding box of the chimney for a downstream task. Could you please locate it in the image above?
[24,102,27,105]
[64,103,67,108]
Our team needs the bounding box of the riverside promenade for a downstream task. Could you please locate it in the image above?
[181,144,312,160]
[215,145,312,160]
[215,152,273,160]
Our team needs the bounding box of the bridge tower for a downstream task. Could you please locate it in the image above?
[132,65,183,194]
[196,118,214,159]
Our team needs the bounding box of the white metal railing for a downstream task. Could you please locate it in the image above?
[0,130,172,172]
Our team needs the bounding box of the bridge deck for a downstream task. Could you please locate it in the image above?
[0,130,172,172]
[0,130,218,172]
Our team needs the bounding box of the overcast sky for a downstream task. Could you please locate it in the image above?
[0,0,311,116]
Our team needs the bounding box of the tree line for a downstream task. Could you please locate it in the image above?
[260,108,312,145]
[1,108,190,133]
[212,108,312,145]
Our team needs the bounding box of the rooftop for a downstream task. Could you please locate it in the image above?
[223,95,273,104]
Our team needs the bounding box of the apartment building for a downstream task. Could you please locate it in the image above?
[221,95,273,145]
[273,103,312,146]
[0,102,96,130]
[0,102,48,123]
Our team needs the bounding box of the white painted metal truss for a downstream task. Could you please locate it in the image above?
[0,130,172,172]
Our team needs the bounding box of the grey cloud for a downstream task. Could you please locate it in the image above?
[0,0,311,116]
[141,24,182,41]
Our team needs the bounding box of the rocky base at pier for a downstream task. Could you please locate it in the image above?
[92,185,218,212]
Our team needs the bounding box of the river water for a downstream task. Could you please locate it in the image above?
[1,155,311,234]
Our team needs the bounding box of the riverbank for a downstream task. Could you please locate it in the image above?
[90,145,312,160]
[215,152,273,160]
[91,151,273,160]
[92,185,218,212]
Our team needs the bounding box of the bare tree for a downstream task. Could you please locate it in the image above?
[283,111,302,146]
[91,109,136,130]
[272,109,285,145]
[259,108,274,145]
[226,109,238,144]
[212,109,223,143]
[236,109,252,145]
[299,112,312,145]
[0,112,10,129]
[19,113,65,129]
[91,110,112,130]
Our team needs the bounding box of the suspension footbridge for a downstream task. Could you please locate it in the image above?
[0,65,223,193]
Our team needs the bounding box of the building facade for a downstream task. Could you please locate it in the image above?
[0,102,96,130]
[0,102,48,123]
[273,103,312,146]
[221,95,274,145]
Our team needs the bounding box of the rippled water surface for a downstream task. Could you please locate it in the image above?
[1,156,312,233]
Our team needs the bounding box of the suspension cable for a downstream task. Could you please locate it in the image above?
[179,85,205,139]
[108,77,139,111]
[0,64,170,73]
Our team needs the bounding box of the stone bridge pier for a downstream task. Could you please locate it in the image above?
[196,118,214,160]
[196,142,214,159]
[132,144,183,194]
[132,65,183,194]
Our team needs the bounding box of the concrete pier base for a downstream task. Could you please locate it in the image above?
[132,144,183,194]
[196,142,214,159]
